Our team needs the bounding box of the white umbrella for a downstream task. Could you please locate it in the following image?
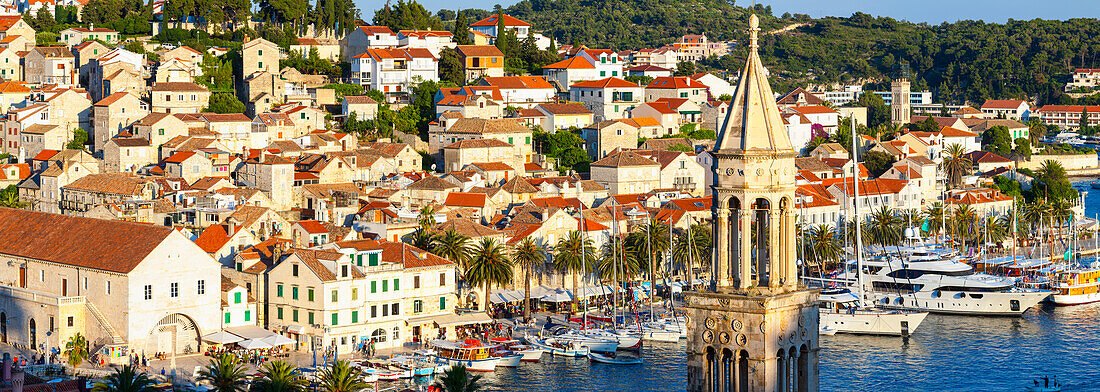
[237,339,274,350]
[202,331,243,344]
[259,334,297,346]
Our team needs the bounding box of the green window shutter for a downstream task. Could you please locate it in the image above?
[331,313,338,326]
[525,136,531,144]
[235,263,242,271]
[371,281,377,293]
[368,253,379,266]
[393,279,399,291]
[331,290,338,302]
[357,254,363,266]
[277,307,283,319]
[600,71,606,77]
[508,137,513,144]
[352,288,358,301]
[234,292,241,304]
[277,285,283,297]
[308,289,314,301]
[244,311,251,322]
[351,311,359,323]
[308,312,314,324]
[292,310,298,322]
[224,313,230,324]
[382,280,388,292]
[292,287,298,299]
[439,297,446,310]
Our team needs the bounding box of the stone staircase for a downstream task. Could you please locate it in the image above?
[85,302,124,345]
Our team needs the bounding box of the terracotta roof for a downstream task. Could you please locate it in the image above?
[296,220,328,234]
[429,217,503,238]
[591,151,659,167]
[353,47,436,60]
[776,87,826,105]
[0,208,175,273]
[344,95,378,105]
[627,65,671,72]
[93,91,135,106]
[953,107,982,115]
[539,102,592,115]
[964,150,1012,164]
[456,45,504,57]
[0,81,30,93]
[646,76,706,89]
[21,124,59,135]
[570,77,639,88]
[357,25,395,35]
[64,174,150,195]
[164,151,196,163]
[623,117,661,127]
[981,100,1026,110]
[444,192,487,208]
[334,240,453,268]
[152,82,208,92]
[1035,105,1100,113]
[0,16,23,32]
[470,14,531,27]
[789,105,837,115]
[111,137,151,147]
[794,157,832,172]
[443,138,513,149]
[399,30,454,38]
[543,56,595,69]
[201,113,250,122]
[822,177,909,197]
[480,76,553,89]
[407,175,460,190]
[501,176,539,194]
[640,101,677,114]
[939,126,978,137]
[437,118,530,134]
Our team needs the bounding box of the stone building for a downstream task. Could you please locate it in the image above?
[683,15,819,392]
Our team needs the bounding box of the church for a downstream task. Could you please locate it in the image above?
[683,14,821,392]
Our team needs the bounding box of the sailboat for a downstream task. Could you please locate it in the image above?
[816,114,929,336]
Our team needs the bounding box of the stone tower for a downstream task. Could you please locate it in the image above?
[683,14,820,392]
[890,66,911,125]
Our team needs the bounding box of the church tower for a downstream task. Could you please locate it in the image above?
[890,64,912,125]
[683,14,819,392]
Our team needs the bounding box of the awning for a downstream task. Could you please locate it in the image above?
[237,339,273,350]
[407,312,493,328]
[225,325,277,340]
[201,331,243,344]
[489,289,524,304]
[286,325,306,334]
[574,285,618,299]
[259,334,297,346]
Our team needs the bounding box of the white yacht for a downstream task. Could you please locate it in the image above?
[818,288,929,336]
[842,255,1051,315]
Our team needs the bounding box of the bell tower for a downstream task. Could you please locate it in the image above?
[891,62,912,125]
[683,14,820,392]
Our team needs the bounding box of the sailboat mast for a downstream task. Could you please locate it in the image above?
[851,113,865,304]
[580,201,588,330]
[1012,196,1017,261]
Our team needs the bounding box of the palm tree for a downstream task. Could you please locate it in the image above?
[802,224,843,271]
[197,354,248,392]
[434,364,482,392]
[595,237,640,282]
[433,229,472,273]
[922,202,945,241]
[253,361,306,392]
[0,186,25,209]
[554,231,595,311]
[981,215,1010,245]
[63,333,89,368]
[636,218,671,296]
[949,204,978,248]
[511,237,545,322]
[418,205,439,229]
[866,206,904,249]
[405,229,437,252]
[940,143,972,188]
[318,360,370,392]
[92,365,156,392]
[466,238,513,314]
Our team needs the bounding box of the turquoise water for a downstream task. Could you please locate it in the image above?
[475,181,1100,391]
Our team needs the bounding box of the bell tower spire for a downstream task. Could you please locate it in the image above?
[684,13,820,392]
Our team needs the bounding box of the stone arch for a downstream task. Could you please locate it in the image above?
[705,347,717,392]
[775,348,788,392]
[752,197,772,285]
[146,313,200,355]
[798,344,810,392]
[737,350,749,392]
[370,328,387,343]
[28,318,36,349]
[788,346,799,391]
[726,195,743,285]
[0,311,6,343]
[721,348,734,392]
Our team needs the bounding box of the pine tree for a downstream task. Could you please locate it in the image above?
[452,10,471,45]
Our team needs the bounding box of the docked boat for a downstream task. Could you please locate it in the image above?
[587,351,642,365]
[524,336,590,357]
[428,339,501,372]
[618,324,679,342]
[581,329,642,351]
[388,355,438,377]
[1050,264,1100,305]
[843,255,1051,316]
[488,337,544,362]
[555,331,619,352]
[818,288,929,336]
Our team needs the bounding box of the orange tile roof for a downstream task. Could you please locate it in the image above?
[481,76,553,89]
[981,100,1026,109]
[470,14,531,27]
[543,56,595,69]
[646,76,706,89]
[444,192,487,208]
[939,126,978,137]
[296,220,328,234]
[358,25,395,35]
[790,105,837,115]
[456,45,504,57]
[570,77,639,89]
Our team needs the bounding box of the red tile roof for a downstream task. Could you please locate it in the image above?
[296,220,328,234]
[470,14,531,27]
[646,76,706,89]
[444,192,488,208]
[571,77,639,88]
[543,56,595,69]
[981,100,1026,110]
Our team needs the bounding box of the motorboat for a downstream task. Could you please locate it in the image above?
[580,329,642,351]
[587,351,642,365]
[357,361,403,381]
[488,337,544,362]
[819,325,838,336]
[554,330,619,352]
[818,288,928,336]
[1050,263,1100,305]
[839,255,1051,316]
[618,324,679,342]
[388,354,437,377]
[428,339,501,372]
[524,335,590,357]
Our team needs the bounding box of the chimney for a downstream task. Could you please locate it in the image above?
[11,365,23,392]
[227,218,237,235]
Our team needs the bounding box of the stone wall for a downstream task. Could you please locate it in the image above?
[1020,154,1099,171]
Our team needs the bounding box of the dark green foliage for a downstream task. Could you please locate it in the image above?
[36,32,58,46]
[855,92,890,130]
[913,116,940,133]
[282,48,340,78]
[1012,137,1031,158]
[993,176,1023,198]
[66,129,88,150]
[862,150,896,177]
[533,128,590,174]
[438,48,465,85]
[35,6,55,29]
[452,11,472,45]
[668,143,693,152]
[81,0,153,35]
[322,83,364,100]
[673,61,695,77]
[981,125,1012,157]
[373,0,443,32]
[204,93,246,113]
[197,54,234,92]
[310,0,359,35]
[1027,160,1078,202]
[624,75,653,86]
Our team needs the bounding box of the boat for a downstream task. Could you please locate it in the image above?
[1091,180,1100,189]
[586,351,642,365]
[1050,264,1100,305]
[524,336,590,357]
[618,324,679,342]
[488,337,544,362]
[428,339,501,372]
[818,325,838,336]
[818,288,929,336]
[1026,376,1062,392]
[841,254,1051,316]
[388,354,438,377]
[580,329,642,351]
[554,331,619,352]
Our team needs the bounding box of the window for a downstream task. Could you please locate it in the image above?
[82,277,87,290]
[371,281,377,293]
[258,50,263,56]
[308,288,315,301]
[277,307,284,320]
[331,312,338,326]
[331,290,338,302]
[414,276,420,289]
[258,61,263,69]
[368,253,379,266]
[680,92,688,98]
[371,305,377,318]
[197,280,205,295]
[508,137,514,144]
[292,286,299,300]
[352,288,358,301]
[382,304,389,317]
[308,312,314,325]
[393,279,400,290]
[244,311,251,322]
[391,303,399,315]
[234,292,242,304]
[600,71,606,77]
[351,310,359,323]
[413,299,423,313]
[393,327,399,340]
[224,313,231,324]
[439,296,446,310]
[292,264,299,276]
[440,273,446,286]
[67,316,73,327]
[526,136,531,144]
[341,265,348,277]
[144,285,152,299]
[277,284,284,297]
[106,281,111,295]
[292,309,299,322]
[382,280,388,292]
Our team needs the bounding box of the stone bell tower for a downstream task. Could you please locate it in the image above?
[891,62,912,125]
[683,14,820,392]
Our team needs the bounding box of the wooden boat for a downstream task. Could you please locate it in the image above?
[429,339,501,372]
[587,351,642,365]
[524,336,590,357]
[489,337,544,362]
[1051,266,1100,305]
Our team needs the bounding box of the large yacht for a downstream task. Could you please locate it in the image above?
[840,254,1051,316]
